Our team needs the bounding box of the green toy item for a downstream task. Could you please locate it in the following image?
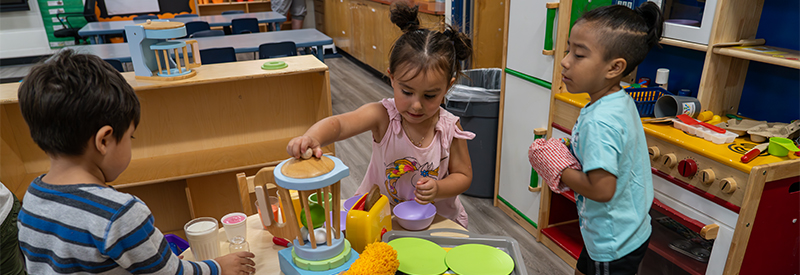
[445,244,515,275]
[262,61,288,70]
[768,137,800,157]
[388,237,448,275]
[300,203,326,229]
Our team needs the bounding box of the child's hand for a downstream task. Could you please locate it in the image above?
[528,138,582,193]
[215,251,256,275]
[286,136,323,159]
[414,177,438,204]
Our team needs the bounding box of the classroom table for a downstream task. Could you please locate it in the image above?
[67,29,333,62]
[180,213,466,275]
[78,11,286,44]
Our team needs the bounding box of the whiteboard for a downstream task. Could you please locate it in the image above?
[105,0,160,16]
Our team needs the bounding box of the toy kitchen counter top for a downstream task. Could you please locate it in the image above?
[180,213,466,275]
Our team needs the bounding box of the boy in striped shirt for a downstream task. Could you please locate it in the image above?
[16,49,256,274]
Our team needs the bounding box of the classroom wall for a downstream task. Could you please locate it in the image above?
[0,0,52,59]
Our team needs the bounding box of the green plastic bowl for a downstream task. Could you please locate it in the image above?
[768,137,800,157]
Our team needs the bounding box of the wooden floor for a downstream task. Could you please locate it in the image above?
[0,56,574,275]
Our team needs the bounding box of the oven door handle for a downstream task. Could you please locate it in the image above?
[701,223,720,240]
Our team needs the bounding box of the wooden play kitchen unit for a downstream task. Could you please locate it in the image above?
[494,0,798,274]
[0,56,334,238]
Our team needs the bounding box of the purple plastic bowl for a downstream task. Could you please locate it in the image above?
[393,200,436,231]
[343,196,361,211]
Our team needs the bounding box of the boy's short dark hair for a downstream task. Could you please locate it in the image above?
[18,49,140,156]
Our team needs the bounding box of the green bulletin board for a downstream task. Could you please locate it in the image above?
[37,0,87,48]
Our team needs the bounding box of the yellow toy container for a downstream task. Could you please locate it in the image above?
[345,193,392,253]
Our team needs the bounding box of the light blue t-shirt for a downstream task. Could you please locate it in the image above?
[570,89,653,262]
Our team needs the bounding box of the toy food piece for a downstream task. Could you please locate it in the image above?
[313,228,327,245]
[341,242,398,275]
[363,184,381,211]
[697,111,714,122]
[706,115,723,125]
[300,203,326,228]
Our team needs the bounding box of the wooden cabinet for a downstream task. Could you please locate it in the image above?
[314,0,325,33]
[324,0,352,52]
[321,0,443,74]
[194,0,272,15]
[0,56,334,237]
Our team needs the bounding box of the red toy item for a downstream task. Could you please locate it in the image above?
[740,143,769,163]
[528,138,582,194]
[272,237,292,247]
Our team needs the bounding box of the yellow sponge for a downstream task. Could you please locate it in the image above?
[342,242,398,275]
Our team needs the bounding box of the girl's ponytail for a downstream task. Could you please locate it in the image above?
[390,3,420,32]
[635,1,664,49]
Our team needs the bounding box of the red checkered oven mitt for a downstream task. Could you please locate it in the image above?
[528,138,582,194]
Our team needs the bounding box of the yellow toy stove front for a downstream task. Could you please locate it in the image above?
[345,193,392,253]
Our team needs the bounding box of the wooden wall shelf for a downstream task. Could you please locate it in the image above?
[713,45,800,69]
[660,38,708,52]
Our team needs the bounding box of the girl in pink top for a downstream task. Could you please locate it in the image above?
[286,2,474,228]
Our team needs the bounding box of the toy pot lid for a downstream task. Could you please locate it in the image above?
[274,155,349,191]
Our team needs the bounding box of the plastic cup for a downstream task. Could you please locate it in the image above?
[308,192,333,207]
[654,95,701,118]
[184,217,220,260]
[221,212,248,242]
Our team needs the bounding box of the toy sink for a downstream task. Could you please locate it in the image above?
[345,193,392,253]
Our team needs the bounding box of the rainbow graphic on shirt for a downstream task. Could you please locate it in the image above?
[384,157,439,204]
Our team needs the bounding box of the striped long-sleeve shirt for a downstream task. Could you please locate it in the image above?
[17,176,221,274]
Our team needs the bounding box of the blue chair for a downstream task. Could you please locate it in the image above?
[258,42,297,59]
[164,234,190,255]
[133,15,159,20]
[231,18,259,34]
[200,47,237,64]
[174,13,199,18]
[221,10,245,15]
[190,29,225,38]
[104,59,125,72]
[184,21,211,37]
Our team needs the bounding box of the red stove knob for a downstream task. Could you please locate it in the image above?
[678,159,698,177]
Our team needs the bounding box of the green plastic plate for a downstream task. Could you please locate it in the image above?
[445,244,514,275]
[262,61,287,70]
[388,237,447,275]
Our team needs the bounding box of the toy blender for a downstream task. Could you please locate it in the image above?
[255,154,358,274]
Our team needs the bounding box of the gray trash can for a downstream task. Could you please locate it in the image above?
[445,68,502,198]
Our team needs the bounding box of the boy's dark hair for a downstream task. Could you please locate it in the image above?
[18,49,140,156]
[389,2,472,83]
[576,1,664,76]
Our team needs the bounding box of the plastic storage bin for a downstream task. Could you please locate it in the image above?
[445,68,502,198]
[625,87,673,117]
[673,119,737,144]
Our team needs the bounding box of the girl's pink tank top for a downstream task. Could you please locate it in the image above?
[354,98,475,228]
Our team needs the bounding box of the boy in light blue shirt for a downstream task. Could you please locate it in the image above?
[529,2,663,274]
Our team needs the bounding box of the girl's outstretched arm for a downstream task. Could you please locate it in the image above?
[415,122,472,203]
[287,102,390,158]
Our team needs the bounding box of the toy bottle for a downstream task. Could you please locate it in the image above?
[530,128,547,188]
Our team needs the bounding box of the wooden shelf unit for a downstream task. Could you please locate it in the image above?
[1,56,333,235]
[660,37,709,52]
[712,45,800,69]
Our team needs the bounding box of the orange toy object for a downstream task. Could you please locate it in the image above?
[341,242,398,275]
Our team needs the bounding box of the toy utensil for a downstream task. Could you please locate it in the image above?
[273,237,293,247]
[678,114,725,133]
[363,184,381,211]
[740,143,769,163]
[726,114,744,121]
